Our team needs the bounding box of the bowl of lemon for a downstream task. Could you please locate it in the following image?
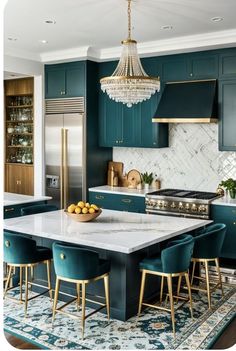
[65,201,101,222]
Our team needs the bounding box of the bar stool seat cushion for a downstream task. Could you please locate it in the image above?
[139,257,163,272]
[98,259,111,277]
[36,246,53,262]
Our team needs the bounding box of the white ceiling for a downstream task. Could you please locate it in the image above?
[4,0,236,63]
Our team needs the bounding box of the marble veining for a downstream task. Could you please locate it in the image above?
[4,209,211,254]
[113,124,236,192]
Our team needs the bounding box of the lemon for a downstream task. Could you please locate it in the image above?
[77,201,85,208]
[82,207,88,214]
[75,206,82,214]
[85,202,90,208]
[89,207,95,214]
[91,204,99,211]
[67,204,76,213]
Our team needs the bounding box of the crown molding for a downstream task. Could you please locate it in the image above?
[5,29,236,64]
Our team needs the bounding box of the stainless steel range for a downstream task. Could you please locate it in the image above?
[146,189,221,219]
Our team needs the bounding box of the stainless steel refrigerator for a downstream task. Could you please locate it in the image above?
[45,98,85,209]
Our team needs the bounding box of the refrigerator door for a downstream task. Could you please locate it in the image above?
[63,113,84,208]
[45,114,63,208]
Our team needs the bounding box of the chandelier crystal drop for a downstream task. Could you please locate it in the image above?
[100,0,160,108]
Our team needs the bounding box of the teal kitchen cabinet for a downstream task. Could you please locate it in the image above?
[162,55,188,82]
[211,204,236,259]
[187,53,218,79]
[89,191,145,213]
[219,49,236,78]
[4,201,46,219]
[45,62,85,98]
[218,79,236,151]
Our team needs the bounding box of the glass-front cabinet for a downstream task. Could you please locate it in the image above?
[4,78,34,195]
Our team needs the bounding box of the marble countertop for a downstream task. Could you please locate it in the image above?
[89,185,155,197]
[212,196,236,207]
[4,209,211,254]
[4,192,52,207]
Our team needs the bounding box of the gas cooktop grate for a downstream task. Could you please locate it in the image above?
[147,188,218,200]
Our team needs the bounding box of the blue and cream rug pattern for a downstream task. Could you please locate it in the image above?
[4,284,236,350]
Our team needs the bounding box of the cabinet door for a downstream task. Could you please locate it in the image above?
[219,50,236,78]
[65,64,85,97]
[188,54,218,79]
[99,94,122,147]
[219,80,236,151]
[45,68,65,98]
[211,205,236,259]
[162,56,188,82]
[5,164,34,195]
[120,105,137,146]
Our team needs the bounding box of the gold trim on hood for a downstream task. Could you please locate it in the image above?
[152,118,218,123]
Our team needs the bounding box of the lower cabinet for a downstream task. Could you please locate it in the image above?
[4,201,46,219]
[211,204,236,259]
[89,191,145,213]
[5,164,34,195]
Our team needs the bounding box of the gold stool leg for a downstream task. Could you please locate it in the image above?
[176,275,182,303]
[167,274,175,337]
[104,275,110,321]
[76,283,81,311]
[185,272,193,319]
[138,271,146,316]
[204,260,211,309]
[160,276,164,303]
[19,266,23,301]
[81,282,86,340]
[46,260,52,300]
[4,266,13,298]
[24,267,29,317]
[215,258,224,297]
[191,260,196,285]
[52,277,60,325]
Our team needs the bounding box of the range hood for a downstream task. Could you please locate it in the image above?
[152,79,217,123]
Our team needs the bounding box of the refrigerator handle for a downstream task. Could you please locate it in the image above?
[60,128,64,209]
[63,129,69,209]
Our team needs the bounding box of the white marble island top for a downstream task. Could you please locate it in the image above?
[4,192,52,207]
[4,209,211,254]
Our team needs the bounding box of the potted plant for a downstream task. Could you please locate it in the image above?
[219,178,236,199]
[141,172,154,191]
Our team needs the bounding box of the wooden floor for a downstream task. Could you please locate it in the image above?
[4,317,236,350]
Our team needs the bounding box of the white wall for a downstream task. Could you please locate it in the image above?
[113,124,236,192]
[4,55,45,196]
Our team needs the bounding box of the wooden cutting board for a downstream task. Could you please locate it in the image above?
[107,161,124,186]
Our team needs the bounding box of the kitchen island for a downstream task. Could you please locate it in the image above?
[4,209,211,320]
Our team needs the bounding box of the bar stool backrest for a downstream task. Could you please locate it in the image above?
[161,235,194,273]
[53,243,100,280]
[4,230,37,264]
[193,223,226,259]
[21,204,58,216]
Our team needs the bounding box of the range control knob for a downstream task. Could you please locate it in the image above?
[158,201,163,208]
[191,204,198,212]
[170,202,176,209]
[163,201,168,208]
[185,203,190,210]
[199,205,207,212]
[179,202,184,210]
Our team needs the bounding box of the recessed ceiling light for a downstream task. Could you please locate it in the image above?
[45,19,56,24]
[211,17,223,22]
[8,37,17,41]
[161,25,173,30]
[39,40,48,44]
[10,74,16,77]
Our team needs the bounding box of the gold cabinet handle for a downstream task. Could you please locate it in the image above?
[121,198,132,204]
[60,253,65,260]
[5,240,10,247]
[95,195,104,200]
[5,207,15,212]
[16,180,21,185]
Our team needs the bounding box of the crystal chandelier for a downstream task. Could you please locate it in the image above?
[100,0,160,108]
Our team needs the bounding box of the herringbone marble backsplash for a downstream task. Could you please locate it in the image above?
[113,124,236,192]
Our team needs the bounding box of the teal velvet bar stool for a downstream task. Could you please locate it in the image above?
[138,234,194,337]
[4,231,52,317]
[52,243,111,339]
[21,204,58,216]
[188,223,226,309]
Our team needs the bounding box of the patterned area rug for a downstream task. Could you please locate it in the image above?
[4,284,236,350]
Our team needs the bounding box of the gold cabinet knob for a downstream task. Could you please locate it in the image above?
[60,253,65,260]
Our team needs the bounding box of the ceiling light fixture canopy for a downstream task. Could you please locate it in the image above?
[100,0,160,108]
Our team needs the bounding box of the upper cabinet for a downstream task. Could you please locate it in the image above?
[99,58,169,148]
[219,50,236,78]
[45,62,85,98]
